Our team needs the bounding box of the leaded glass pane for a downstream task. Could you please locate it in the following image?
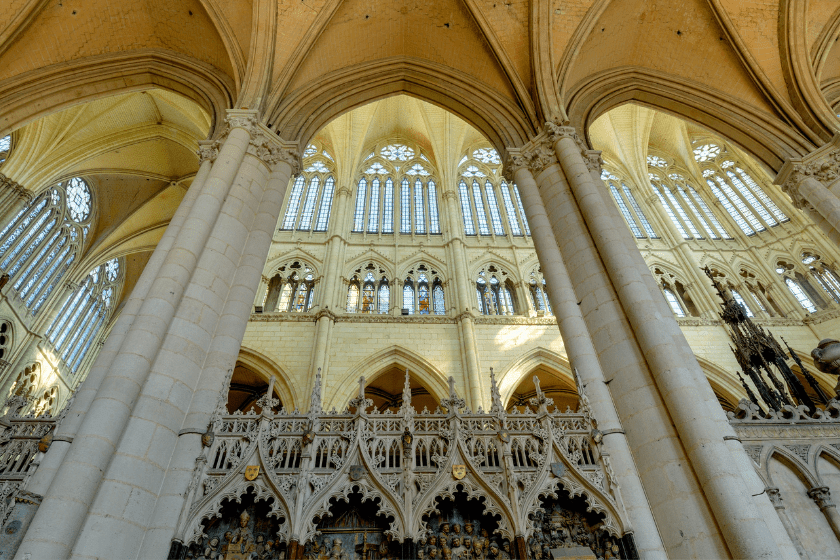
[623,185,657,238]
[400,179,411,234]
[708,180,754,235]
[786,278,816,313]
[282,176,305,230]
[652,184,690,239]
[314,177,335,232]
[278,283,293,312]
[713,175,764,233]
[383,178,394,233]
[472,181,490,236]
[347,284,360,313]
[433,285,445,315]
[663,288,686,317]
[378,281,390,314]
[414,180,425,234]
[663,187,702,238]
[736,167,788,223]
[726,170,776,227]
[418,283,430,314]
[368,178,380,233]
[513,185,530,235]
[500,183,522,236]
[298,176,320,230]
[65,178,91,222]
[485,181,505,235]
[676,186,718,239]
[459,181,476,235]
[353,179,367,232]
[428,181,440,234]
[609,184,643,238]
[403,283,414,314]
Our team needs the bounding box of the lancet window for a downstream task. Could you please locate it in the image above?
[475,266,515,315]
[280,144,335,232]
[457,148,529,237]
[0,134,11,166]
[400,264,445,315]
[776,260,819,313]
[345,263,390,314]
[653,267,698,317]
[263,261,317,313]
[0,178,91,314]
[528,269,552,316]
[46,258,122,375]
[352,142,440,235]
[603,170,657,239]
[801,252,840,305]
[693,141,788,235]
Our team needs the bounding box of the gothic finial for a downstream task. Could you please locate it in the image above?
[448,376,457,399]
[359,376,366,400]
[256,375,280,413]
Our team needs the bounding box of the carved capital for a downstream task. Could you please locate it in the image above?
[266,145,302,176]
[224,109,260,136]
[766,487,784,509]
[503,150,531,182]
[544,121,579,145]
[521,140,558,177]
[337,186,353,197]
[197,140,219,164]
[583,150,603,174]
[808,486,835,510]
[441,189,459,201]
[776,134,840,209]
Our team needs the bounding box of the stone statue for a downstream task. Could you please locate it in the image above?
[812,338,840,397]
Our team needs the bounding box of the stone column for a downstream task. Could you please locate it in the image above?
[137,148,297,558]
[809,486,840,542]
[20,140,217,502]
[15,112,258,560]
[441,189,482,408]
[508,162,666,558]
[545,124,781,559]
[766,487,808,558]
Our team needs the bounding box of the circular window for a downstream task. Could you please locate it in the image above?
[66,177,92,222]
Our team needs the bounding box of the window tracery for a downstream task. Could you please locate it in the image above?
[280,142,335,232]
[399,264,445,315]
[475,265,515,316]
[345,263,391,314]
[800,252,840,305]
[46,258,123,374]
[528,268,552,316]
[0,179,89,314]
[776,259,819,313]
[352,141,439,235]
[653,267,698,317]
[263,261,317,313]
[692,140,788,235]
[0,321,11,361]
[457,150,529,238]
[603,170,657,239]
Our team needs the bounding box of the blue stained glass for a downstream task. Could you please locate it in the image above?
[513,185,530,235]
[34,251,73,314]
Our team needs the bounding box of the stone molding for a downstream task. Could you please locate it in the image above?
[0,173,31,202]
[248,311,558,326]
[808,486,835,510]
[197,140,219,164]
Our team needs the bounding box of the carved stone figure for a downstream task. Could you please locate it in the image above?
[812,339,840,396]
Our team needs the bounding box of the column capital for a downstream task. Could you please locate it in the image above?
[442,189,459,201]
[337,186,353,197]
[809,486,835,510]
[224,109,260,135]
[197,140,220,164]
[776,133,840,209]
[544,120,581,145]
[583,149,604,174]
[504,140,558,180]
[0,172,31,202]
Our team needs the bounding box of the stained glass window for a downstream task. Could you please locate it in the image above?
[663,288,686,317]
[282,176,305,230]
[47,258,122,374]
[381,144,414,161]
[418,275,430,314]
[368,178,380,233]
[675,185,717,239]
[707,179,754,235]
[610,184,644,238]
[786,278,816,313]
[693,144,720,162]
[347,284,360,313]
[500,182,522,236]
[353,179,367,232]
[459,181,476,235]
[362,273,376,313]
[712,175,764,233]
[473,148,501,164]
[663,187,702,238]
[382,178,394,233]
[314,177,334,232]
[513,185,530,235]
[485,181,505,235]
[298,176,320,230]
[472,181,490,236]
[433,284,445,315]
[378,280,390,314]
[736,167,787,223]
[623,185,657,238]
[65,178,91,223]
[687,186,730,239]
[428,181,440,234]
[652,184,690,239]
[403,282,415,314]
[414,179,426,234]
[401,179,411,234]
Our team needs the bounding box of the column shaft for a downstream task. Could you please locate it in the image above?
[513,166,666,558]
[16,125,250,560]
[552,133,781,558]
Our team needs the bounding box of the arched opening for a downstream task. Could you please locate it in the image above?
[531,490,631,558]
[226,362,284,414]
[307,488,399,559]
[185,488,287,559]
[363,369,439,414]
[506,368,578,413]
[421,486,504,559]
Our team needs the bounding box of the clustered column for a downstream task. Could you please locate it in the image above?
[15,110,299,560]
[505,123,787,559]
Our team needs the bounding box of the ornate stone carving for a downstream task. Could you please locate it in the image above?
[544,121,580,145]
[812,338,840,397]
[197,140,220,164]
[775,135,840,209]
[225,110,260,135]
[583,150,603,174]
[522,141,558,176]
[808,486,835,510]
[766,487,784,509]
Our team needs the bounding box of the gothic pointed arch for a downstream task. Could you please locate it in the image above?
[327,346,450,411]
[494,348,574,409]
[233,347,297,413]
